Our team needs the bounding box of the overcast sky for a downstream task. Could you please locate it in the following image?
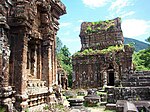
[58,0,150,54]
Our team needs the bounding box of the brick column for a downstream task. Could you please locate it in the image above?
[42,40,52,87]
[53,37,57,84]
[12,33,28,94]
[48,45,53,87]
[13,33,29,111]
[37,43,42,79]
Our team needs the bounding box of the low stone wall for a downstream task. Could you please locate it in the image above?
[106,87,150,103]
[122,71,150,87]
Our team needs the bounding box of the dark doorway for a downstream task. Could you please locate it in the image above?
[108,72,114,86]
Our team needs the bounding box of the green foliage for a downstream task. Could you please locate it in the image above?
[146,36,150,43]
[133,48,150,71]
[56,37,63,53]
[0,106,5,112]
[105,20,109,23]
[43,104,69,112]
[86,19,116,33]
[92,20,103,25]
[101,45,123,53]
[133,36,150,71]
[96,91,107,96]
[57,45,72,87]
[25,108,29,112]
[87,26,92,31]
[55,104,66,112]
[43,105,49,110]
[86,26,97,33]
[73,45,124,57]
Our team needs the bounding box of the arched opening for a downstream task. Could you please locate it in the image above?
[107,65,115,86]
[108,72,114,86]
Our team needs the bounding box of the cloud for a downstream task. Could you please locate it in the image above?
[82,0,108,8]
[74,26,80,32]
[120,11,135,18]
[64,31,70,36]
[59,22,71,28]
[122,19,150,37]
[105,11,135,20]
[109,0,134,13]
[78,20,84,23]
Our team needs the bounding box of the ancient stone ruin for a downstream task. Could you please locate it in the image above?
[72,17,134,88]
[57,60,68,90]
[72,17,150,111]
[0,0,66,111]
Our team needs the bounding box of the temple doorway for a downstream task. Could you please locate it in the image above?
[107,72,114,86]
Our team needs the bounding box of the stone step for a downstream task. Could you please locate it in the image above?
[106,103,116,110]
[124,101,138,112]
[100,102,107,106]
[122,82,150,87]
[116,100,126,112]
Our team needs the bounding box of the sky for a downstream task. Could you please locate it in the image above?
[57,0,150,54]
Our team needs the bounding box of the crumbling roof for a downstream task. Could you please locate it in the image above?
[80,17,121,36]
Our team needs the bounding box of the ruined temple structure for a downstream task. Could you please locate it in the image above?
[57,60,68,90]
[0,0,66,111]
[72,17,134,88]
[72,17,150,106]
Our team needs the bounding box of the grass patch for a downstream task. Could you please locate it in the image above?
[73,45,125,57]
[0,106,6,112]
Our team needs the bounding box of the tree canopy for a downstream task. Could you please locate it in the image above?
[133,37,150,71]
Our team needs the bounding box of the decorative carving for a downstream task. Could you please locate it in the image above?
[0,0,66,111]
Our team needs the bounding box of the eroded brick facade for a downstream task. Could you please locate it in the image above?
[72,18,134,88]
[0,0,66,111]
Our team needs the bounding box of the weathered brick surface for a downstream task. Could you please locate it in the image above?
[106,87,150,103]
[80,18,123,50]
[72,18,134,89]
[122,71,150,87]
[0,0,66,111]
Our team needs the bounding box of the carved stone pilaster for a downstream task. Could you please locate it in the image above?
[103,71,107,86]
[0,10,15,111]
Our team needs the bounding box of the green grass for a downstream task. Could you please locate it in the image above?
[73,45,125,57]
[0,106,6,112]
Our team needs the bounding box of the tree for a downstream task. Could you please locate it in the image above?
[57,44,73,87]
[146,36,150,43]
[133,49,150,70]
[133,37,150,71]
[56,37,63,53]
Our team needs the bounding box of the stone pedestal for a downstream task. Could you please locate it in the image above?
[68,98,84,108]
[84,89,100,107]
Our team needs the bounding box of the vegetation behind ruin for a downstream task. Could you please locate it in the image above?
[56,36,150,88]
[56,37,73,87]
[133,37,150,70]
